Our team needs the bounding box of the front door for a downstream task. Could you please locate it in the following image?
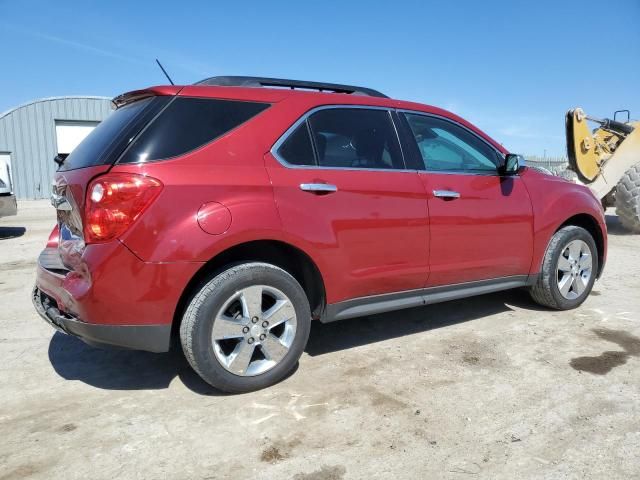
[266,107,430,304]
[401,112,534,287]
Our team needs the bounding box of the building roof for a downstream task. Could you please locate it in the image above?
[0,96,111,121]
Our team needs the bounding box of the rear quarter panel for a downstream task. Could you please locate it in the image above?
[114,112,284,263]
[521,168,607,275]
[115,95,335,266]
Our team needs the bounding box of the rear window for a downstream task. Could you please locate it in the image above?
[118,98,270,164]
[59,96,168,171]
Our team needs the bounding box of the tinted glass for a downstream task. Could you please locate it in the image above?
[119,98,269,164]
[404,113,500,172]
[60,97,167,171]
[308,109,404,169]
[277,123,316,166]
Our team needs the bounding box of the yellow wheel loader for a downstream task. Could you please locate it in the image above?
[566,108,640,232]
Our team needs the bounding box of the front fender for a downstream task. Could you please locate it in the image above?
[521,169,607,275]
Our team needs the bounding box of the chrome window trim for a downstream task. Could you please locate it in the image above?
[270,104,519,178]
[416,169,517,177]
[270,105,416,173]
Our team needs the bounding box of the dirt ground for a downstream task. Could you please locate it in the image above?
[1,200,639,480]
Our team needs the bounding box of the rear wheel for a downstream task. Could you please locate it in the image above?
[615,163,640,233]
[529,226,598,310]
[180,262,311,393]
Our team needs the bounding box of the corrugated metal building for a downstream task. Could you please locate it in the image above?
[0,96,112,199]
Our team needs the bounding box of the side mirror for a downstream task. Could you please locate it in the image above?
[501,153,525,175]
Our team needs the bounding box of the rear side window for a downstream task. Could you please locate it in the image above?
[60,96,168,171]
[277,123,316,166]
[309,109,404,169]
[119,98,269,164]
[276,108,405,170]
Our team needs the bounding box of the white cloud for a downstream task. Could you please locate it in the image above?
[2,23,146,65]
[1,22,215,78]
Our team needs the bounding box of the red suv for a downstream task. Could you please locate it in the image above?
[33,77,607,392]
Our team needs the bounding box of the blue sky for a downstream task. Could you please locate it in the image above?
[1,0,638,156]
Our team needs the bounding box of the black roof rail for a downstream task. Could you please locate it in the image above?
[194,76,388,98]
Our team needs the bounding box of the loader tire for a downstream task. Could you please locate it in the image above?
[615,163,640,233]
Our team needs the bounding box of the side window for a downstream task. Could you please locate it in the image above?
[277,123,316,166]
[119,98,270,163]
[403,113,500,173]
[308,109,405,170]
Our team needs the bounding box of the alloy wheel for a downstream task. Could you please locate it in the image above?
[556,239,593,300]
[211,285,297,376]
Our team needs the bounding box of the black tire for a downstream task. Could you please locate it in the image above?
[180,262,311,393]
[529,226,598,310]
[615,163,640,233]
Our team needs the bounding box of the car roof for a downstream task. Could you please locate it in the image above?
[175,84,456,117]
[117,84,508,154]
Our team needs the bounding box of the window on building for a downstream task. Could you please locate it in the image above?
[55,121,100,155]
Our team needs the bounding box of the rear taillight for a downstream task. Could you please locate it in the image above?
[84,173,162,243]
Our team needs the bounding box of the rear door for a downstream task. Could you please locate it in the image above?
[400,111,534,287]
[266,106,430,304]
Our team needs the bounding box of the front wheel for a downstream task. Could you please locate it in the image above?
[180,262,311,393]
[529,226,598,310]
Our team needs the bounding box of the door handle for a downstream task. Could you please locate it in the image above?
[433,190,461,199]
[300,183,338,194]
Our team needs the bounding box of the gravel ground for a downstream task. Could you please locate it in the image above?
[1,200,639,480]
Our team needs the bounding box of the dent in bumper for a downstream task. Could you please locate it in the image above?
[35,242,201,327]
[33,287,171,352]
[33,241,202,351]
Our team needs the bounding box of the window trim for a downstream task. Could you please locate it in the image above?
[399,109,510,177]
[271,105,410,172]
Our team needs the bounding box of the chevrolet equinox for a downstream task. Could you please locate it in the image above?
[33,77,607,392]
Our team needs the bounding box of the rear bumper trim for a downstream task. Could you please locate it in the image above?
[32,287,171,353]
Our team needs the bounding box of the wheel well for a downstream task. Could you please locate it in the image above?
[558,213,605,278]
[172,240,326,337]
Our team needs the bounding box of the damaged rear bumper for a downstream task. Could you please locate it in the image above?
[32,242,200,353]
[32,287,171,352]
